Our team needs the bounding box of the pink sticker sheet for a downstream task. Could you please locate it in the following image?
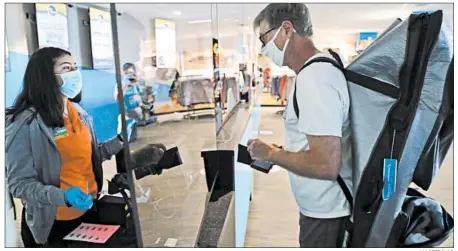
[63,223,120,244]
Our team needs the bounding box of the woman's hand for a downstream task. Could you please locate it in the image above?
[64,187,93,210]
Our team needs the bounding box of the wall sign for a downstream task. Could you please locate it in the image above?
[356,32,378,54]
[35,4,69,50]
[155,18,176,68]
[90,8,114,70]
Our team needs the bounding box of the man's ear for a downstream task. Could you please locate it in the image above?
[282,20,295,38]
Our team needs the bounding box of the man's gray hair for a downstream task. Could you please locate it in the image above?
[254,3,313,37]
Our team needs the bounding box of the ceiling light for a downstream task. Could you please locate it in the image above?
[235,19,239,22]
[174,11,182,16]
[188,19,212,24]
[247,17,251,20]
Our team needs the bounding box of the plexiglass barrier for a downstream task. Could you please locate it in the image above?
[112,3,217,247]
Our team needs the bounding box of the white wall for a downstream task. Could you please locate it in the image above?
[5,3,35,55]
[67,5,93,68]
[117,12,146,65]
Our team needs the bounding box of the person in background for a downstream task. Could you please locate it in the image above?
[168,71,180,103]
[115,63,156,127]
[6,47,124,247]
[114,62,139,101]
[169,71,180,95]
[249,4,352,248]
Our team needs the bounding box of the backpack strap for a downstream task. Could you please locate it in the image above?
[293,50,344,120]
[292,49,353,211]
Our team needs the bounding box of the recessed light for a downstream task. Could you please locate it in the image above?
[188,19,212,24]
[174,11,182,16]
[247,17,251,20]
[235,19,239,22]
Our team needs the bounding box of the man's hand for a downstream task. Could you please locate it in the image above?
[248,136,342,180]
[247,139,281,161]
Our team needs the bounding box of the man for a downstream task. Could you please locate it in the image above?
[249,3,352,248]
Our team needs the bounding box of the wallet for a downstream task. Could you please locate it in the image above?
[237,144,274,173]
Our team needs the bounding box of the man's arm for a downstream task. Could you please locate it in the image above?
[272,136,341,179]
[248,63,347,180]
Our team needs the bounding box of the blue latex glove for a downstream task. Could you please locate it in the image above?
[64,187,93,210]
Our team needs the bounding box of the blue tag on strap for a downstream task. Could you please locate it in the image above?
[382,158,397,200]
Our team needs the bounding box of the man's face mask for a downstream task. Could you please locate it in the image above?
[261,27,295,67]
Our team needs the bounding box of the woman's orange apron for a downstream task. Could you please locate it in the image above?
[55,101,97,221]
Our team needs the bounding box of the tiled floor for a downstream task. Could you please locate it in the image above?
[244,107,454,248]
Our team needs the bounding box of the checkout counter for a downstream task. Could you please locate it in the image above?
[198,85,263,247]
[47,86,262,248]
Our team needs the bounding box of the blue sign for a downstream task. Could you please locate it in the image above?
[359,32,378,41]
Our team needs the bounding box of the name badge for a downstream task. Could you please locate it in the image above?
[53,127,69,140]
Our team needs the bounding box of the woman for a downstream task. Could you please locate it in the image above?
[5,184,17,247]
[5,47,124,247]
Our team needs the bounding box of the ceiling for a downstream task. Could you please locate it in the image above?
[96,3,453,52]
[113,3,452,33]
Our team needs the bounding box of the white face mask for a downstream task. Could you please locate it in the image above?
[57,70,83,99]
[261,27,291,67]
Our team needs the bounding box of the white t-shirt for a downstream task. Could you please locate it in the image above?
[283,53,353,219]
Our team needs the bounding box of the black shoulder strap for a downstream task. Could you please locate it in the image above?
[337,176,353,211]
[292,50,353,211]
[293,50,344,120]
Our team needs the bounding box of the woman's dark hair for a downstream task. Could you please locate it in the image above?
[6,47,71,127]
[70,91,82,104]
[123,62,136,72]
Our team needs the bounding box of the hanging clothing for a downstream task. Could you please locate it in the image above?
[222,77,239,105]
[55,101,97,221]
[272,77,281,96]
[279,75,287,99]
[178,78,214,107]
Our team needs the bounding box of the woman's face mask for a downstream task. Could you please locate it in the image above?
[261,27,295,67]
[57,70,83,99]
